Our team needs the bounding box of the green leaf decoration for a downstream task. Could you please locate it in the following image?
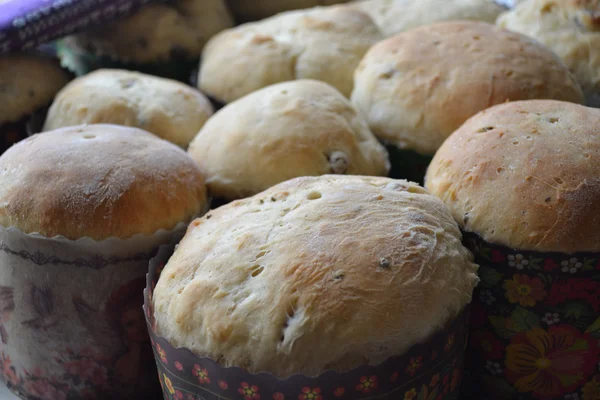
[478,265,504,288]
[489,316,517,340]
[510,306,541,332]
[481,375,517,397]
[585,317,600,334]
[571,338,590,351]
[559,301,590,320]
[583,258,596,271]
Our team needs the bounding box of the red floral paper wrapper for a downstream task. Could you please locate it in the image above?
[460,232,600,400]
[0,223,187,400]
[145,244,470,400]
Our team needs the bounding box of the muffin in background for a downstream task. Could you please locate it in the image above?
[0,124,208,400]
[350,0,506,37]
[226,0,349,22]
[0,53,71,154]
[43,69,213,148]
[198,5,382,104]
[59,0,233,82]
[188,80,390,202]
[150,175,478,395]
[498,0,600,107]
[425,100,600,399]
[352,21,585,184]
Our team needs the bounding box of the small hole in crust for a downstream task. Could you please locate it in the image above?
[512,140,519,145]
[548,117,559,124]
[256,251,267,259]
[82,134,95,139]
[473,35,480,40]
[584,153,591,158]
[251,265,264,277]
[554,177,564,184]
[307,191,322,200]
[477,126,494,133]
[497,167,505,173]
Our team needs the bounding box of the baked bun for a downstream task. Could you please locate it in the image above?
[0,124,208,240]
[350,0,505,37]
[69,0,233,63]
[153,175,479,378]
[43,69,213,148]
[187,80,390,200]
[226,0,349,21]
[497,0,600,106]
[198,5,383,103]
[351,21,585,156]
[425,100,600,253]
[0,53,71,124]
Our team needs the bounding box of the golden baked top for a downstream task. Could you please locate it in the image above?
[187,80,390,200]
[498,0,600,106]
[351,21,585,155]
[153,175,478,378]
[0,124,208,240]
[43,69,213,148]
[198,5,383,103]
[0,53,71,124]
[426,100,600,253]
[70,0,233,63]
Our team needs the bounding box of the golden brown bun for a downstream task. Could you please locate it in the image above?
[70,0,233,63]
[187,80,390,200]
[153,175,478,377]
[350,0,505,37]
[227,0,349,21]
[198,5,383,103]
[497,0,600,106]
[0,54,71,124]
[43,69,213,148]
[351,21,585,155]
[425,100,600,253]
[0,125,208,240]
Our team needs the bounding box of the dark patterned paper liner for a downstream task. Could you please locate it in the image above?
[0,0,157,55]
[460,232,600,400]
[145,244,470,400]
[385,143,433,185]
[0,224,187,400]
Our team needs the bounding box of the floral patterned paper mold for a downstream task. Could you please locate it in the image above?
[0,224,187,400]
[145,245,470,400]
[0,0,154,55]
[461,232,600,400]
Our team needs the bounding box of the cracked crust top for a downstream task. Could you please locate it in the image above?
[425,100,600,253]
[350,0,505,37]
[0,124,208,240]
[497,0,600,106]
[43,69,213,148]
[198,5,383,103]
[187,80,390,200]
[351,21,585,155]
[153,175,478,377]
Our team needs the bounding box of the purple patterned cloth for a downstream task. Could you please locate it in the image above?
[0,0,155,55]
